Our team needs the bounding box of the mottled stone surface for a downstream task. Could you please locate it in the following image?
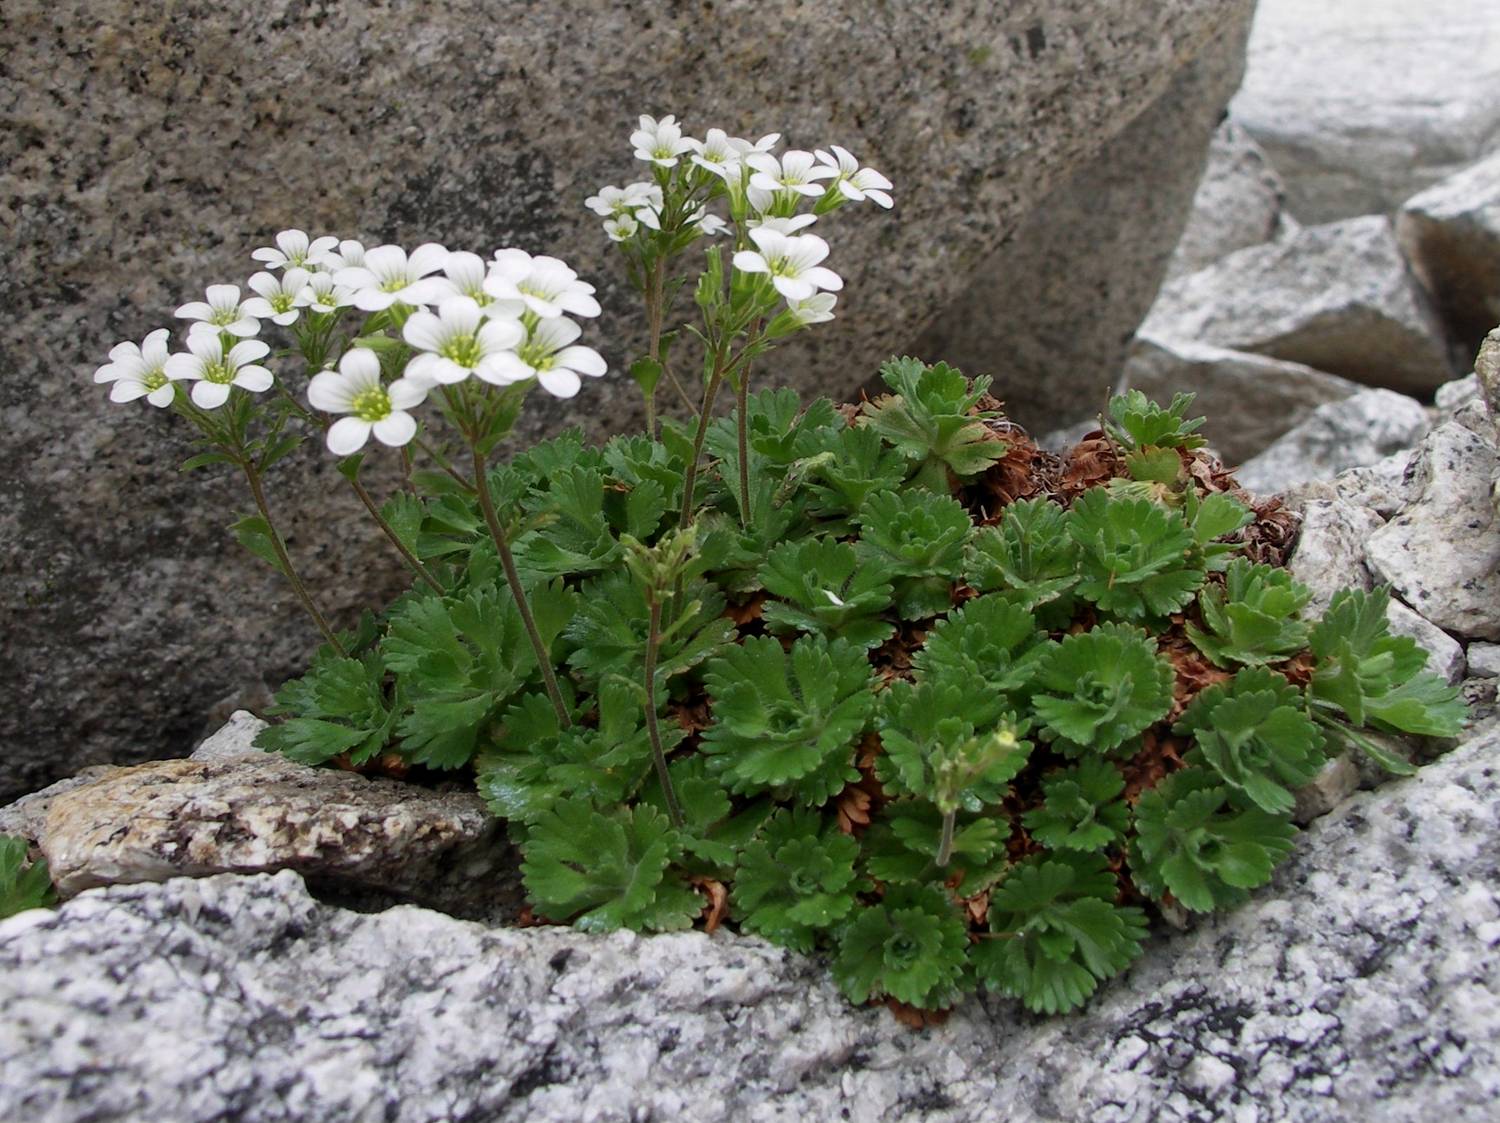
[4,727,1499,1123]
[1282,449,1418,520]
[1231,0,1500,222]
[1366,423,1500,640]
[1164,118,1290,280]
[909,4,1254,431]
[1468,644,1500,679]
[1236,389,1430,496]
[1140,217,1456,395]
[1387,600,1466,686]
[1,0,1250,803]
[37,713,520,919]
[1286,499,1385,615]
[1397,150,1500,356]
[1123,336,1359,464]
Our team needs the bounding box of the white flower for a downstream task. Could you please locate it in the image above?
[687,128,744,182]
[634,204,663,231]
[586,185,639,218]
[483,249,601,319]
[732,228,844,301]
[333,243,451,311]
[175,284,261,338]
[688,207,730,237]
[431,251,520,314]
[729,132,781,158]
[94,328,179,408]
[746,150,836,199]
[308,348,427,456]
[297,272,355,313]
[487,317,606,399]
[631,114,695,168]
[747,214,818,234]
[816,145,894,208]
[402,296,525,386]
[604,213,639,242]
[242,268,312,326]
[251,229,339,271]
[786,292,837,325]
[325,239,367,270]
[164,333,273,410]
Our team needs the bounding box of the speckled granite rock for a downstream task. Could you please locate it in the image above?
[1236,388,1430,496]
[1139,217,1455,396]
[4,726,1498,1123]
[1286,499,1385,614]
[35,712,521,919]
[1230,0,1500,222]
[1397,150,1500,355]
[1123,336,1359,464]
[1365,423,1500,640]
[908,5,1254,432]
[0,0,1251,803]
[1164,118,1291,280]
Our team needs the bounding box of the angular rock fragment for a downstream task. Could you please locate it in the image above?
[1236,388,1429,495]
[1165,118,1290,280]
[1286,499,1386,614]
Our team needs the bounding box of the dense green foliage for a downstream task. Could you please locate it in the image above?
[260,366,1466,1015]
[0,836,54,920]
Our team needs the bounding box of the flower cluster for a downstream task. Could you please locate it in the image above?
[92,230,606,454]
[586,114,894,331]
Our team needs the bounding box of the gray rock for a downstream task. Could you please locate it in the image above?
[1282,449,1419,519]
[1366,423,1500,640]
[1467,643,1500,678]
[1437,374,1484,420]
[1387,600,1466,685]
[6,728,1500,1123]
[1397,150,1500,355]
[1290,753,1361,825]
[0,0,1256,803]
[0,766,118,851]
[1165,118,1290,280]
[1140,217,1456,396]
[909,6,1254,433]
[1123,336,1360,464]
[37,714,520,920]
[1287,499,1385,615]
[1236,389,1430,495]
[1476,328,1500,426]
[1230,0,1500,222]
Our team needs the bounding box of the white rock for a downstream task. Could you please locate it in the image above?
[1123,336,1359,464]
[1140,217,1455,396]
[1231,0,1500,221]
[1236,389,1430,495]
[1291,754,1361,826]
[6,729,1500,1122]
[1366,423,1500,640]
[1287,500,1385,615]
[1397,148,1500,354]
[1467,643,1500,678]
[1387,600,1466,685]
[1282,449,1418,519]
[1165,119,1289,280]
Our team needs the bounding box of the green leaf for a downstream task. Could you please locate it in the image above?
[910,595,1050,702]
[1067,490,1205,622]
[860,356,1006,484]
[0,836,55,919]
[1021,758,1129,851]
[964,498,1081,626]
[228,515,288,576]
[733,808,863,951]
[864,801,1010,896]
[380,493,426,559]
[629,356,663,396]
[180,450,236,472]
[877,679,1032,811]
[975,853,1147,1014]
[257,650,396,766]
[798,424,908,518]
[566,571,734,690]
[1104,390,1207,451]
[1129,769,1297,911]
[833,885,972,1009]
[760,536,897,649]
[1186,559,1312,668]
[1030,624,1173,753]
[521,800,699,932]
[856,490,972,619]
[701,634,874,804]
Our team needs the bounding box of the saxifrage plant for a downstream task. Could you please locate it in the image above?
[91,113,1466,1017]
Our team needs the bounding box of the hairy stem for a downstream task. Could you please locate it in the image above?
[936,808,957,867]
[643,598,684,828]
[243,465,347,656]
[471,447,572,728]
[678,342,731,527]
[344,473,443,594]
[735,368,751,529]
[644,257,666,440]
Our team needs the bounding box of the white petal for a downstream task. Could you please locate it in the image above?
[363,245,408,277]
[191,380,231,409]
[247,272,280,299]
[772,275,815,301]
[536,368,581,398]
[227,339,270,365]
[233,365,274,392]
[332,266,377,289]
[109,380,149,402]
[352,287,395,312]
[186,332,223,361]
[732,251,769,275]
[532,316,581,351]
[308,370,355,412]
[387,378,428,409]
[558,290,602,318]
[240,297,276,319]
[802,266,844,292]
[164,353,201,381]
[477,316,524,351]
[175,301,214,321]
[485,351,533,383]
[339,347,383,386]
[403,310,447,353]
[146,383,177,407]
[407,242,450,277]
[438,295,482,334]
[372,411,418,447]
[327,416,373,455]
[554,345,606,377]
[205,284,241,307]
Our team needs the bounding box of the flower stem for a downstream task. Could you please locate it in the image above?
[242,464,347,656]
[936,808,957,867]
[344,473,443,594]
[735,368,751,529]
[678,342,732,527]
[643,598,684,829]
[470,447,572,728]
[645,256,666,441]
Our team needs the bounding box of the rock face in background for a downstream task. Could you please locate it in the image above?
[1230,0,1500,222]
[1397,150,1500,357]
[908,8,1254,433]
[1164,119,1292,280]
[0,0,1253,801]
[1137,216,1455,395]
[5,724,1499,1123]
